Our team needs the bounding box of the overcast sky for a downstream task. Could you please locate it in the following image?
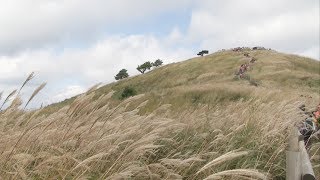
[0,0,319,108]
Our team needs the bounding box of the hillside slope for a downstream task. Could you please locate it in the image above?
[1,49,319,179]
[45,49,320,114]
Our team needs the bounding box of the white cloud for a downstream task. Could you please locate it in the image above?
[51,85,86,103]
[186,0,319,59]
[297,46,320,60]
[0,34,193,107]
[167,27,183,43]
[0,0,193,54]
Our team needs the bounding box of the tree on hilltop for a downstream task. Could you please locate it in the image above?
[197,50,209,56]
[137,61,152,74]
[152,59,163,67]
[115,69,129,80]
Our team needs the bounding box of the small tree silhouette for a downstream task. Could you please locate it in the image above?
[115,69,129,80]
[152,59,163,67]
[137,61,152,74]
[197,50,209,56]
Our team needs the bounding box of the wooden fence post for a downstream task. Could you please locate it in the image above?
[286,129,301,180]
[299,138,315,180]
[286,128,316,180]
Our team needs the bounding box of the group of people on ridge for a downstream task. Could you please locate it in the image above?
[237,52,257,78]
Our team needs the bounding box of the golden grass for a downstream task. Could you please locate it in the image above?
[197,150,249,174]
[1,50,319,179]
[203,169,268,180]
[0,86,319,179]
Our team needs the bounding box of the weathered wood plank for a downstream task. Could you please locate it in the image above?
[299,140,315,180]
[286,129,301,180]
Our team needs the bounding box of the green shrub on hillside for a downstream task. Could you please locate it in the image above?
[121,86,137,99]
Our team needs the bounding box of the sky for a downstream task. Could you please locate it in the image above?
[0,0,319,108]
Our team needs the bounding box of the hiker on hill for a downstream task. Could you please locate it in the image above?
[311,104,320,140]
[239,64,245,78]
[313,104,320,127]
[299,103,320,144]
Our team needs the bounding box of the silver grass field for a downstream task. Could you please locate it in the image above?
[0,85,319,179]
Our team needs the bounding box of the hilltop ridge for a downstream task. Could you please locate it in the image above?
[44,49,320,114]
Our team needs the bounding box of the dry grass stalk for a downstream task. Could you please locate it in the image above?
[18,72,35,94]
[24,82,46,109]
[8,96,23,109]
[197,151,249,174]
[203,169,268,180]
[0,89,17,110]
[71,152,108,171]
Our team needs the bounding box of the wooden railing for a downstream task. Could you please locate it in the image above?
[286,129,316,180]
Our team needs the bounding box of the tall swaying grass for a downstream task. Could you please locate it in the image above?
[1,51,319,179]
[1,83,319,179]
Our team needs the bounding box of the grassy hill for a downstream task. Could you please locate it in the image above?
[44,49,320,114]
[0,49,319,179]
